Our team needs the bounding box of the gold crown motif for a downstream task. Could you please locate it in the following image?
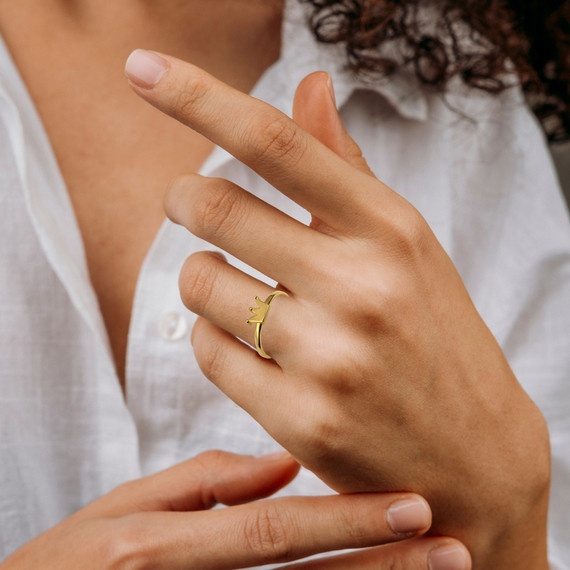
[246,296,270,325]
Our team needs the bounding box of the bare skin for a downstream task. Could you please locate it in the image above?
[0,0,284,388]
[0,2,474,569]
[0,1,542,568]
[2,450,452,569]
[128,54,551,568]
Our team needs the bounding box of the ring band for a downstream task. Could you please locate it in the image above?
[246,291,288,359]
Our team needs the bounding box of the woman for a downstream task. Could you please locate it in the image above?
[0,0,568,568]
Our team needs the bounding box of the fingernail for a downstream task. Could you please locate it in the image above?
[325,73,337,106]
[387,497,431,534]
[125,49,169,88]
[428,544,470,570]
[256,450,292,462]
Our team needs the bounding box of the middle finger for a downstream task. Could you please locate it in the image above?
[166,173,335,289]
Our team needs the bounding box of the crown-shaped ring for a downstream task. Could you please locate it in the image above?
[245,290,288,359]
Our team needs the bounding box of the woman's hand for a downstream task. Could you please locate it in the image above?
[2,450,458,569]
[125,50,551,568]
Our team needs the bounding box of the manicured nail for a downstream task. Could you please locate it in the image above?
[387,497,431,534]
[256,450,292,462]
[125,49,169,88]
[325,73,337,106]
[428,544,470,570]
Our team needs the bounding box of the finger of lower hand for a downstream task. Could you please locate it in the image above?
[107,493,432,570]
[85,450,298,518]
[125,50,391,232]
[280,538,471,570]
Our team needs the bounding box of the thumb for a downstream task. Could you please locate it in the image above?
[293,71,374,176]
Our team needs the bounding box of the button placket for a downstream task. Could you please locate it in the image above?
[158,311,189,342]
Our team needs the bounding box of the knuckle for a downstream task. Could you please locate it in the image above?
[334,504,376,547]
[346,143,372,175]
[192,449,232,484]
[179,252,221,314]
[299,422,340,463]
[306,342,356,389]
[331,258,414,337]
[243,503,292,562]
[290,397,346,461]
[251,113,307,166]
[190,450,228,509]
[100,518,152,570]
[191,181,246,240]
[174,71,211,118]
[195,329,228,382]
[194,448,228,467]
[346,281,399,334]
[390,208,432,259]
[163,174,195,218]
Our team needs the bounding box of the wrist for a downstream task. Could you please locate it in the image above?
[466,490,550,569]
[438,399,551,569]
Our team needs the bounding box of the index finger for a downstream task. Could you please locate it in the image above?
[111,493,432,569]
[124,50,394,230]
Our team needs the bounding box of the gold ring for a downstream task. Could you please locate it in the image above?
[245,291,288,359]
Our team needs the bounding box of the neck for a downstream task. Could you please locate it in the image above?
[0,0,285,93]
[0,0,287,388]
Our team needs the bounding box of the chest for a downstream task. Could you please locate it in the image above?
[51,92,214,387]
[8,47,213,386]
[0,2,286,387]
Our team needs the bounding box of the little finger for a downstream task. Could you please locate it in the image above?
[191,318,290,425]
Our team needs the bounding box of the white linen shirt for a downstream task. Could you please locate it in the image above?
[1,1,569,567]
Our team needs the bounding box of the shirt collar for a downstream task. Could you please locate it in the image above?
[202,0,428,177]
[265,0,429,122]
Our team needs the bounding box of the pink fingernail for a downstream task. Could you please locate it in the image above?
[387,497,431,534]
[125,49,169,88]
[325,73,337,106]
[428,544,470,570]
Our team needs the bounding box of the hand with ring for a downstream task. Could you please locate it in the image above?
[126,50,551,569]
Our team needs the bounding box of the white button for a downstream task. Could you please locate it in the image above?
[158,312,188,341]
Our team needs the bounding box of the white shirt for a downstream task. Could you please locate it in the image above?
[1,1,569,567]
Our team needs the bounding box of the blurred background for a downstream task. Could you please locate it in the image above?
[552,143,570,209]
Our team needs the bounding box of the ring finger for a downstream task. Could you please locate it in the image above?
[181,250,298,361]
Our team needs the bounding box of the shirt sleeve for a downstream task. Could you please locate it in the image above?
[339,80,569,567]
[444,86,570,569]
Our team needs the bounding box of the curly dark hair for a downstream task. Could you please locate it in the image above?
[302,0,570,142]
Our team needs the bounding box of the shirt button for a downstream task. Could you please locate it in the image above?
[158,312,188,341]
